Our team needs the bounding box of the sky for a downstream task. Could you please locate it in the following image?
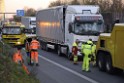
[5,0,57,12]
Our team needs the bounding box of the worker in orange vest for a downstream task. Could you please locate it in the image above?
[30,37,40,66]
[13,47,23,64]
[13,47,30,75]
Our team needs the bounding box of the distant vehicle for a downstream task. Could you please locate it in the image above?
[96,23,124,74]
[21,17,36,35]
[36,5,105,59]
[1,22,35,47]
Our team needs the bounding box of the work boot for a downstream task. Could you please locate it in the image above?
[28,62,30,65]
[73,62,78,65]
[36,63,39,66]
[82,70,85,72]
[86,70,91,72]
[30,63,34,66]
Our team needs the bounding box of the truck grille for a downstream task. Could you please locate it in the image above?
[3,38,19,40]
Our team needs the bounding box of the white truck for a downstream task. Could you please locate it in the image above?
[36,5,105,59]
[21,17,36,35]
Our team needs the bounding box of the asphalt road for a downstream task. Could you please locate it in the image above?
[26,49,124,83]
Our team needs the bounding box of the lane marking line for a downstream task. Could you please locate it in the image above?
[39,55,99,83]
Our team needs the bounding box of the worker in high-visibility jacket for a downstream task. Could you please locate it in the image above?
[30,37,40,66]
[25,40,31,65]
[81,40,93,72]
[13,47,23,64]
[72,39,79,64]
[13,47,30,75]
[87,39,96,67]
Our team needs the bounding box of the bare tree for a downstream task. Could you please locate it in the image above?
[48,0,65,7]
[83,0,99,5]
[69,0,80,5]
[99,0,111,13]
[25,8,36,16]
[13,15,21,22]
[111,0,123,12]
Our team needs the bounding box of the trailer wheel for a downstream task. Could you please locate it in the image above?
[45,43,50,52]
[68,53,73,60]
[67,49,73,60]
[66,47,73,60]
[98,52,106,71]
[57,46,62,56]
[106,55,114,74]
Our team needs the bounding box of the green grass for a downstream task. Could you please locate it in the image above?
[0,41,40,83]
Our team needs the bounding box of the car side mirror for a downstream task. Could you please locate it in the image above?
[69,23,73,33]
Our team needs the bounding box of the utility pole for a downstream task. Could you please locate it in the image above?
[0,0,5,20]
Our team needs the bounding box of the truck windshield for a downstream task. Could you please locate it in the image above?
[74,22,104,36]
[2,27,21,35]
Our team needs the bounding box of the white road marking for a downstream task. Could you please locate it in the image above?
[39,55,99,83]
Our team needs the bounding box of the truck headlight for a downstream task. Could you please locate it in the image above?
[17,42,21,44]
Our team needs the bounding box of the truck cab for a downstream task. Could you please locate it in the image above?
[64,5,105,58]
[96,23,124,74]
[2,22,27,47]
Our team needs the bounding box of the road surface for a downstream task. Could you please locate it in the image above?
[26,50,124,83]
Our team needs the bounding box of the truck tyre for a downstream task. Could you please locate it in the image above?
[98,52,106,71]
[45,43,50,52]
[114,68,123,75]
[106,55,114,74]
[68,53,73,60]
[66,47,73,60]
[58,46,62,56]
[42,42,45,50]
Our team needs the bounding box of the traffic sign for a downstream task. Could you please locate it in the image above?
[16,10,25,16]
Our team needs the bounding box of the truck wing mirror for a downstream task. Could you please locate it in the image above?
[97,20,102,24]
[76,23,80,27]
[69,23,73,33]
[22,29,26,33]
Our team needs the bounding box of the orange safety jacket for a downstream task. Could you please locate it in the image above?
[30,40,40,50]
[13,52,23,63]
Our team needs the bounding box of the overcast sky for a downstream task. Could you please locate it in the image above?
[5,0,57,12]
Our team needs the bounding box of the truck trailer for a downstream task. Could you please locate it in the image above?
[21,17,36,34]
[36,5,105,59]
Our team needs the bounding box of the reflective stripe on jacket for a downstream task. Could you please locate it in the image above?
[83,44,92,56]
[30,40,40,50]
